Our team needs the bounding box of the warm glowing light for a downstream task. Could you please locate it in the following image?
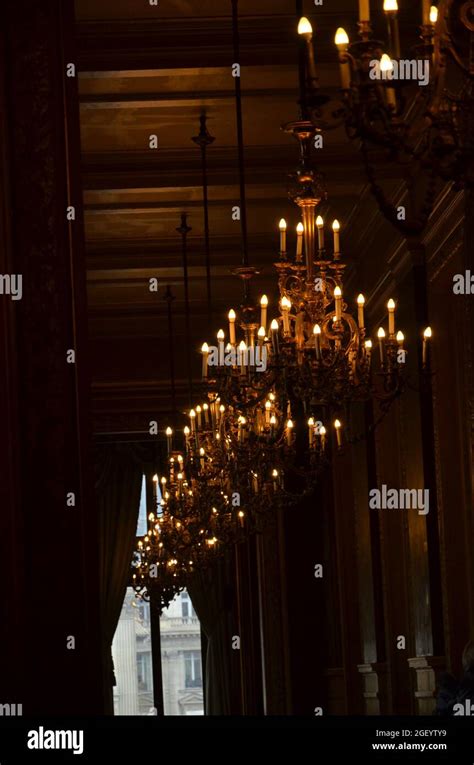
[238,340,247,351]
[265,400,271,410]
[308,417,315,426]
[365,340,373,349]
[383,0,398,11]
[270,319,279,331]
[298,16,313,36]
[378,327,386,339]
[258,326,266,339]
[387,298,396,310]
[260,294,268,307]
[320,426,327,436]
[184,426,190,435]
[424,326,432,339]
[287,419,294,429]
[335,27,349,46]
[334,419,342,429]
[152,474,158,483]
[279,218,287,231]
[357,293,365,306]
[332,219,340,232]
[201,342,209,353]
[228,309,236,321]
[316,215,324,227]
[380,53,394,72]
[334,285,342,298]
[217,329,225,341]
[430,5,438,24]
[396,331,405,343]
[272,469,279,478]
[166,427,172,436]
[313,324,321,335]
[281,296,292,310]
[296,222,304,234]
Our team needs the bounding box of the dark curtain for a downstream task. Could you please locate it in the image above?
[95,444,144,715]
[187,550,241,715]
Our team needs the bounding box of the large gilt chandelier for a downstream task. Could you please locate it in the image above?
[298,0,474,235]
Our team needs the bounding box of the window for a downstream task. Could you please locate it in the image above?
[184,651,202,689]
[137,652,153,692]
[160,590,204,715]
[112,587,155,715]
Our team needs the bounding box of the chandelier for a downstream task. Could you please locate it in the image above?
[297,0,474,235]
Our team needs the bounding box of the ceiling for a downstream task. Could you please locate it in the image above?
[75,0,422,434]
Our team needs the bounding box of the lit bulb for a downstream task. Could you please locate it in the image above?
[271,319,279,331]
[383,0,398,11]
[279,218,287,231]
[272,469,279,478]
[166,427,172,436]
[378,327,386,339]
[217,329,225,341]
[357,294,365,306]
[201,342,209,353]
[430,5,438,24]
[298,16,313,36]
[258,326,266,339]
[335,27,349,46]
[296,222,304,234]
[332,219,340,232]
[308,417,315,426]
[152,474,158,483]
[334,285,342,298]
[281,296,291,310]
[287,419,294,429]
[316,215,324,227]
[380,53,394,72]
[239,340,247,351]
[260,294,268,307]
[396,331,405,344]
[313,324,321,335]
[228,309,236,321]
[334,419,342,429]
[365,340,373,349]
[387,298,395,310]
[424,326,432,339]
[320,426,327,436]
[184,426,190,436]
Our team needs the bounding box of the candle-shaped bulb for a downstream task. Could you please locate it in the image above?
[357,294,365,306]
[217,329,225,341]
[308,417,315,426]
[332,219,340,232]
[335,27,349,46]
[228,309,236,321]
[380,53,394,73]
[383,0,398,11]
[424,326,432,339]
[334,285,342,298]
[296,222,304,234]
[228,309,236,344]
[184,426,190,436]
[365,340,373,349]
[258,326,266,340]
[279,218,287,231]
[387,298,395,310]
[313,323,321,335]
[396,331,404,345]
[166,427,172,436]
[378,327,386,339]
[298,16,313,36]
[316,215,324,228]
[260,294,268,307]
[429,5,438,23]
[281,296,291,310]
[334,419,342,429]
[152,474,158,483]
[320,426,326,436]
[270,319,279,331]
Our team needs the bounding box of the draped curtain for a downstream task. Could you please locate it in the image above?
[187,550,241,715]
[95,444,144,715]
